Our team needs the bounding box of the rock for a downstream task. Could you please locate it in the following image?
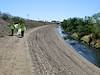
[81,35,90,44]
[71,33,79,40]
[95,40,100,48]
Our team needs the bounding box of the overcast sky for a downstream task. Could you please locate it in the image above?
[0,0,100,21]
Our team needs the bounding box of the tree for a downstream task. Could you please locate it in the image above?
[0,11,2,17]
[11,17,25,24]
[92,13,100,39]
[1,13,12,21]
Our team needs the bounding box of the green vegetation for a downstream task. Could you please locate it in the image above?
[61,13,100,49]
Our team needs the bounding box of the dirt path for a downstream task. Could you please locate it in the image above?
[0,31,33,75]
[0,25,100,75]
[27,25,100,75]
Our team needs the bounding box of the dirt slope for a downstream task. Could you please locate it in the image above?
[0,25,100,75]
[27,25,100,75]
[0,18,9,37]
[0,33,33,75]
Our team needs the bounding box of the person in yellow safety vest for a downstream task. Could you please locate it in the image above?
[16,23,21,36]
[19,23,26,38]
[9,22,15,36]
[14,23,19,32]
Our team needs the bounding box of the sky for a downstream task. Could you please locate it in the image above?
[0,0,100,21]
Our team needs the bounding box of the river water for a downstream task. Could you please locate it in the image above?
[57,25,100,68]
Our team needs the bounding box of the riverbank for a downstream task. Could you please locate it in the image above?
[57,25,100,68]
[70,32,100,49]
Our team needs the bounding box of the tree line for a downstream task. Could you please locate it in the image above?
[61,13,100,40]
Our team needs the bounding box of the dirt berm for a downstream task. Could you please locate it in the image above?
[0,25,100,75]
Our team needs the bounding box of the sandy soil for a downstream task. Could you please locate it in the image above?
[0,25,100,75]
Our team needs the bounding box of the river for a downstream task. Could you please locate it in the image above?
[57,25,100,68]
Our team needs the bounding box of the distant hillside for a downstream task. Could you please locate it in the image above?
[25,19,49,29]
